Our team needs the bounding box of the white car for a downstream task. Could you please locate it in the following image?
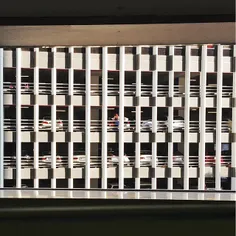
[173,155,184,166]
[140,150,153,166]
[158,151,184,166]
[39,116,63,131]
[11,150,32,168]
[73,150,86,166]
[108,184,128,189]
[41,152,62,167]
[141,116,184,132]
[12,184,29,188]
[107,151,130,166]
[141,120,166,132]
[72,151,98,167]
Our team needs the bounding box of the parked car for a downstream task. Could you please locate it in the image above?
[12,184,29,188]
[107,149,130,166]
[40,151,62,167]
[108,183,128,189]
[140,150,153,166]
[107,117,132,131]
[227,118,232,132]
[11,150,32,167]
[73,150,86,166]
[205,150,225,167]
[141,116,184,132]
[141,120,166,132]
[6,82,32,94]
[72,150,99,167]
[172,151,184,166]
[39,116,63,131]
[168,116,185,131]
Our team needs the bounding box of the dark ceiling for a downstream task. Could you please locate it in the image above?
[0,0,234,18]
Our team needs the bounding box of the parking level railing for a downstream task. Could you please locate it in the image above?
[3,82,233,97]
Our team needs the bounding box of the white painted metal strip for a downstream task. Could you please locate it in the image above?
[231,45,236,191]
[152,46,158,189]
[215,44,223,190]
[135,46,141,190]
[168,45,174,190]
[199,45,207,190]
[33,47,39,188]
[119,46,125,189]
[85,46,91,189]
[0,48,4,188]
[51,47,57,188]
[68,46,74,188]
[102,46,108,189]
[184,46,191,190]
[16,48,22,188]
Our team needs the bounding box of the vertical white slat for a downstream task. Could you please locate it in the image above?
[152,46,158,190]
[184,46,191,190]
[215,44,223,190]
[0,48,4,188]
[51,47,57,189]
[33,48,39,188]
[135,46,141,190]
[199,45,207,190]
[119,46,125,189]
[231,45,236,191]
[16,48,22,188]
[168,45,174,190]
[85,46,91,189]
[68,46,74,189]
[102,46,108,189]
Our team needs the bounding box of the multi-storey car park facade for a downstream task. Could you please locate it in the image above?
[0,44,235,190]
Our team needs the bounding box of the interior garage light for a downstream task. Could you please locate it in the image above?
[15,75,29,78]
[208,111,217,114]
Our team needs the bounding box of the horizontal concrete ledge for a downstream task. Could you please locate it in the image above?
[0,22,234,46]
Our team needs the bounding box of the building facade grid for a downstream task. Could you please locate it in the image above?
[0,44,235,190]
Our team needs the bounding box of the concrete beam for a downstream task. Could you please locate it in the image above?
[0,23,234,46]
